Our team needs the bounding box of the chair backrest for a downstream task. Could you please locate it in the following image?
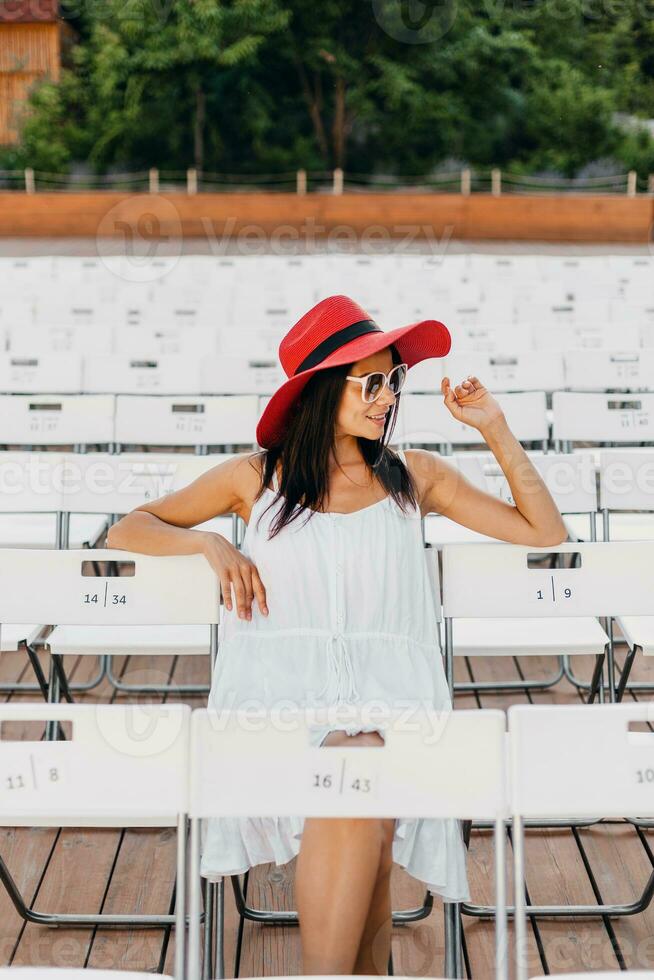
[443,352,565,393]
[0,451,65,513]
[114,324,217,357]
[0,702,189,827]
[564,350,654,392]
[509,702,654,820]
[84,355,203,395]
[0,354,83,394]
[442,542,654,618]
[8,324,113,356]
[509,702,654,980]
[454,451,597,516]
[598,448,654,512]
[0,394,115,446]
[396,392,548,447]
[114,394,258,447]
[552,391,654,444]
[0,548,220,624]
[200,355,285,395]
[190,707,506,821]
[60,451,234,514]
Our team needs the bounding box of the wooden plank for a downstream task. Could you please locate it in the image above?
[0,193,650,243]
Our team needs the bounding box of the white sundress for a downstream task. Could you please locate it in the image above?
[200,450,471,903]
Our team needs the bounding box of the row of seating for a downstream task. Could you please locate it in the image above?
[1,697,652,980]
[1,349,654,393]
[3,539,651,730]
[0,390,652,448]
[0,446,651,538]
[3,310,654,347]
[4,253,654,299]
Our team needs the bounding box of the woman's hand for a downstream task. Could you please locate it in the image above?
[201,532,268,620]
[441,375,505,433]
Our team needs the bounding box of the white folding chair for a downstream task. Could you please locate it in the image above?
[443,352,564,393]
[0,395,115,449]
[7,325,113,356]
[553,391,654,452]
[0,701,189,979]
[199,355,285,395]
[188,706,508,980]
[0,547,220,724]
[510,703,654,980]
[441,542,654,705]
[0,353,83,393]
[84,355,203,395]
[426,450,598,550]
[52,452,236,696]
[0,451,108,551]
[114,395,258,451]
[113,325,218,357]
[564,350,654,392]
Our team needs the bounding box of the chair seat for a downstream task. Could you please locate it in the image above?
[563,514,597,542]
[424,515,500,546]
[565,512,654,542]
[451,616,608,657]
[615,616,654,657]
[0,624,40,652]
[604,513,654,541]
[0,513,107,548]
[48,624,213,657]
[194,515,236,535]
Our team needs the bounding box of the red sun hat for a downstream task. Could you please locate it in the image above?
[256,294,451,449]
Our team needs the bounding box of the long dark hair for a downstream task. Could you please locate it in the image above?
[252,344,418,539]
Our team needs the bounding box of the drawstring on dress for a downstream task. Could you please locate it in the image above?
[317,633,360,704]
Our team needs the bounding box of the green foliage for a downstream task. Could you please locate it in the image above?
[7,0,654,179]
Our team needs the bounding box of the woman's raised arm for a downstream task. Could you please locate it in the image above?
[408,376,568,547]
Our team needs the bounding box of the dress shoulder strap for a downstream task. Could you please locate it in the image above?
[396,448,407,466]
[271,463,280,491]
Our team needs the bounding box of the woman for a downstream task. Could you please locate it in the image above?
[107,294,567,975]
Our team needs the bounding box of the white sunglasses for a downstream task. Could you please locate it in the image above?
[345,363,408,404]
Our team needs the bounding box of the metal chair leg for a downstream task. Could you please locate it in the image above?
[202,879,214,980]
[0,862,187,928]
[213,879,225,980]
[105,655,211,695]
[444,901,463,978]
[616,645,640,701]
[229,872,433,925]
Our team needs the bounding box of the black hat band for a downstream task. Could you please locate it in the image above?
[294,319,382,375]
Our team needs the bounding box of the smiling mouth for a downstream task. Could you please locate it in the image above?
[366,411,388,421]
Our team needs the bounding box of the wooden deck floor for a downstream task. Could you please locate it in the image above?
[1,637,653,979]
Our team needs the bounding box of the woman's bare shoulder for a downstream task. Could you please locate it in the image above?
[400,448,457,517]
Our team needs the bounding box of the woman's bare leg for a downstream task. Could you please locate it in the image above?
[296,730,388,975]
[353,818,395,974]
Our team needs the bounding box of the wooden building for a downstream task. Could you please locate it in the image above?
[0,0,63,145]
